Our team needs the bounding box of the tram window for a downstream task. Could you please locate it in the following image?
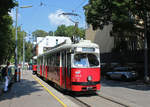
[67,54,71,67]
[62,52,66,67]
[74,54,89,67]
[74,53,99,67]
[56,53,60,67]
[87,54,99,66]
[51,55,55,66]
[67,53,71,76]
[33,59,37,65]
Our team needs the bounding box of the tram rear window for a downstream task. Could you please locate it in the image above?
[74,53,99,67]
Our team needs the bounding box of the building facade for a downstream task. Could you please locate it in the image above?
[85,25,114,53]
[35,36,71,56]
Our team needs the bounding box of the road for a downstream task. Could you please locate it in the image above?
[1,70,150,107]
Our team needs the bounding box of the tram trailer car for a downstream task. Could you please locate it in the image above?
[32,57,37,75]
[32,65,37,74]
[37,39,101,92]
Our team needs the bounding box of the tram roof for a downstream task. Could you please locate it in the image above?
[38,39,99,57]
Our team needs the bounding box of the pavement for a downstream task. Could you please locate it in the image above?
[0,70,78,107]
[1,71,150,107]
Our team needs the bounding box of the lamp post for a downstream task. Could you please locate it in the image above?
[23,32,25,70]
[15,5,32,82]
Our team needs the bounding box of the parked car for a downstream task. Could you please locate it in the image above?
[105,67,138,81]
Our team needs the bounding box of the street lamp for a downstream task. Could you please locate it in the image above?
[23,32,26,70]
[15,5,32,82]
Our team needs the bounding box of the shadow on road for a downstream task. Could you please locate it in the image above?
[101,77,150,91]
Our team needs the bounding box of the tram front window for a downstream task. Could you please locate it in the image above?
[74,53,99,67]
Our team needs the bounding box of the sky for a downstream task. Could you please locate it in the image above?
[10,0,88,34]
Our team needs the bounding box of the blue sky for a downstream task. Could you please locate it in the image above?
[10,0,88,34]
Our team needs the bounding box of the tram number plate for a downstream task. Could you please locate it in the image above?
[87,87,92,90]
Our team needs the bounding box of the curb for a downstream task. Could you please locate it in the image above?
[98,92,140,107]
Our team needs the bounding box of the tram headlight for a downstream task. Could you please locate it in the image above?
[87,76,92,82]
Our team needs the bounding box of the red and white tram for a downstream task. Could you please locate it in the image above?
[32,56,37,75]
[37,39,101,92]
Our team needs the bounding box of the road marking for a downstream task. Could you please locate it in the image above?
[32,75,67,107]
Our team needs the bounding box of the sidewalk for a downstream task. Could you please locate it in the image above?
[0,70,78,107]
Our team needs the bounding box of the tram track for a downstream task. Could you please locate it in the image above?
[71,96,91,107]
[66,92,128,107]
[36,75,130,107]
[97,93,129,107]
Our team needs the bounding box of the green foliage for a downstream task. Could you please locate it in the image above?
[0,0,17,17]
[84,0,150,52]
[25,42,33,62]
[0,0,17,64]
[55,25,67,36]
[54,25,85,38]
[84,0,135,31]
[32,29,48,37]
[48,31,53,36]
[0,14,15,64]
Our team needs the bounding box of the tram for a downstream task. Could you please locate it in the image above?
[37,39,101,92]
[32,56,37,75]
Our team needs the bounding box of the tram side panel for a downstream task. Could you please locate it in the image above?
[46,53,61,86]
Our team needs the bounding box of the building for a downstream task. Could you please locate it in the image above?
[35,36,71,56]
[85,25,114,54]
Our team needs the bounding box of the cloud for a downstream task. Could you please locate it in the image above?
[9,9,21,21]
[48,9,73,26]
[9,10,15,20]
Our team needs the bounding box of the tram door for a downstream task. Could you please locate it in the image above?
[62,51,66,89]
[42,56,45,77]
[66,53,71,89]
[62,51,71,90]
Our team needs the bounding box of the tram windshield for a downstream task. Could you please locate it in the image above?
[74,53,99,67]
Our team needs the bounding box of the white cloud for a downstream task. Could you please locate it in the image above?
[48,9,73,26]
[9,9,21,21]
[9,10,15,20]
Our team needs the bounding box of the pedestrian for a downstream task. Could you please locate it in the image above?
[2,62,10,92]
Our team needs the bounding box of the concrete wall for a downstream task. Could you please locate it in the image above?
[85,25,114,53]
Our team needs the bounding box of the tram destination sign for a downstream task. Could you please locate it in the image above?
[82,47,95,52]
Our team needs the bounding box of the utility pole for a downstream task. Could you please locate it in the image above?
[23,32,25,70]
[59,12,80,42]
[15,5,32,82]
[15,7,18,82]
[144,10,149,82]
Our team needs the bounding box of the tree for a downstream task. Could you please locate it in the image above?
[0,15,15,64]
[84,0,135,30]
[84,0,150,51]
[48,31,53,36]
[55,25,67,36]
[32,29,48,37]
[25,42,33,62]
[0,0,16,64]
[55,25,85,38]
